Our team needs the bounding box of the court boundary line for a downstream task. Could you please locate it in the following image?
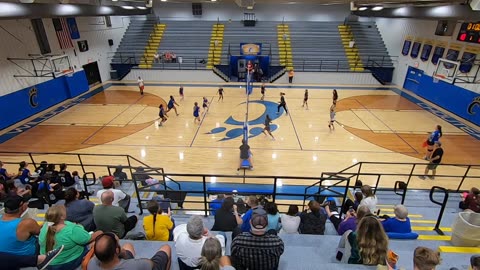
[286,106,303,150]
[189,95,215,147]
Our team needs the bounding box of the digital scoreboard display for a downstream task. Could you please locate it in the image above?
[457,22,480,44]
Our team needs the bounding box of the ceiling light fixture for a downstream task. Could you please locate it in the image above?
[372,6,384,11]
[211,0,217,2]
[358,6,367,11]
[137,6,147,9]
[121,5,135,9]
[161,0,166,2]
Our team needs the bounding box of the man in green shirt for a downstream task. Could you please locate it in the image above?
[93,191,138,238]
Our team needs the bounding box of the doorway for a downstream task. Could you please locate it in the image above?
[82,61,101,86]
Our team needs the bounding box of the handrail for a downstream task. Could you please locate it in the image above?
[429,186,449,235]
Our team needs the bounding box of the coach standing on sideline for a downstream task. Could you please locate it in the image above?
[420,141,444,180]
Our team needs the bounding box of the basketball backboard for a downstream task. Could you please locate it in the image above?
[433,58,459,84]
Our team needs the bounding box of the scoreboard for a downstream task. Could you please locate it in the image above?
[457,22,480,44]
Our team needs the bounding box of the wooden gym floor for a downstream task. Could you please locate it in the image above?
[0,81,479,191]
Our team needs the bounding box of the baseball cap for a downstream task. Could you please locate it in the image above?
[4,195,29,213]
[250,207,268,230]
[102,176,114,188]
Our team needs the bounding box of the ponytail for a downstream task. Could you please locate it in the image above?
[199,256,220,270]
[146,200,159,238]
[46,226,57,252]
[44,205,66,252]
[152,213,157,238]
[199,237,222,270]
[437,125,442,138]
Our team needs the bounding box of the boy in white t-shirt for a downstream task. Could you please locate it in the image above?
[137,76,144,95]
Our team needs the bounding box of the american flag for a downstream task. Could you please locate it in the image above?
[52,18,73,49]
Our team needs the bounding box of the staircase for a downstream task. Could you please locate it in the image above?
[338,24,364,72]
[139,23,166,69]
[207,23,225,69]
[277,24,293,71]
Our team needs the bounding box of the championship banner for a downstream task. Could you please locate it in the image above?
[66,18,80,40]
[401,36,414,56]
[240,43,262,55]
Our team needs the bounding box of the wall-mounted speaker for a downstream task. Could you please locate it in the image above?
[434,20,456,36]
[105,16,112,27]
[108,39,114,46]
[192,3,202,16]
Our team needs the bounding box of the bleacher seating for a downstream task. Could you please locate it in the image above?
[348,21,394,68]
[110,15,158,65]
[220,21,280,66]
[289,21,351,71]
[153,21,214,70]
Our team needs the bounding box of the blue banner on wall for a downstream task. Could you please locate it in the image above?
[240,43,262,55]
[67,18,80,40]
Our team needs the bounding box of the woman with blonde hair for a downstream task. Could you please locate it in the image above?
[39,205,102,270]
[359,185,378,214]
[199,237,235,270]
[348,215,389,265]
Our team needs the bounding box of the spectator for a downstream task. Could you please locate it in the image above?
[348,215,389,265]
[210,194,225,216]
[0,246,64,270]
[359,185,378,214]
[279,205,300,234]
[240,195,261,233]
[143,200,173,241]
[288,69,294,83]
[134,167,150,186]
[15,161,33,188]
[97,176,131,212]
[6,179,31,197]
[93,190,138,238]
[57,163,75,188]
[265,202,281,233]
[231,208,284,270]
[153,52,160,63]
[299,200,327,235]
[235,198,247,215]
[459,187,480,213]
[113,166,128,184]
[0,160,14,180]
[44,164,59,184]
[64,187,96,231]
[174,216,225,268]
[420,141,444,180]
[71,171,83,191]
[471,255,480,270]
[39,205,103,270]
[37,176,64,204]
[413,246,441,270]
[211,197,243,232]
[88,232,171,270]
[326,205,370,235]
[341,191,363,214]
[199,237,235,270]
[35,161,48,177]
[381,204,412,233]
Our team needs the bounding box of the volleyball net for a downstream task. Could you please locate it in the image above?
[243,70,254,144]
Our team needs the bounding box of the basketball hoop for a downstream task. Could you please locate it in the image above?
[433,73,445,83]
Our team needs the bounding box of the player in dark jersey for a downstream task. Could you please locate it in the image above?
[158,104,168,126]
[333,89,338,103]
[179,86,184,101]
[277,92,288,115]
[262,114,275,140]
[166,95,180,116]
[237,139,253,172]
[302,89,309,109]
[260,83,266,101]
[217,87,224,102]
[193,102,200,124]
[202,97,209,114]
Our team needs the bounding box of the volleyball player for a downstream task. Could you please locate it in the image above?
[217,87,224,102]
[166,95,180,116]
[328,101,336,130]
[137,76,144,95]
[262,114,275,140]
[202,97,209,114]
[158,104,168,126]
[333,89,338,103]
[277,92,288,115]
[193,102,200,124]
[179,86,184,101]
[302,89,309,109]
[424,125,442,159]
[260,83,266,101]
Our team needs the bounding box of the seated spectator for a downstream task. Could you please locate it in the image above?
[326,204,370,235]
[134,167,150,186]
[35,161,48,177]
[5,179,31,197]
[0,160,14,180]
[88,232,171,270]
[15,161,33,188]
[0,246,64,270]
[348,215,388,265]
[235,198,247,215]
[93,191,138,238]
[471,255,480,270]
[265,202,281,233]
[413,246,441,270]
[0,195,40,258]
[381,204,412,233]
[200,237,235,270]
[299,200,327,235]
[97,176,131,212]
[211,197,243,232]
[64,187,96,231]
[279,205,300,234]
[39,205,103,270]
[171,53,177,63]
[359,185,378,214]
[231,208,284,270]
[153,52,160,63]
[57,163,75,188]
[44,164,59,184]
[37,176,64,204]
[240,195,261,233]
[341,191,363,214]
[113,166,128,184]
[460,187,480,213]
[143,200,173,241]
[210,194,225,216]
[174,216,225,268]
